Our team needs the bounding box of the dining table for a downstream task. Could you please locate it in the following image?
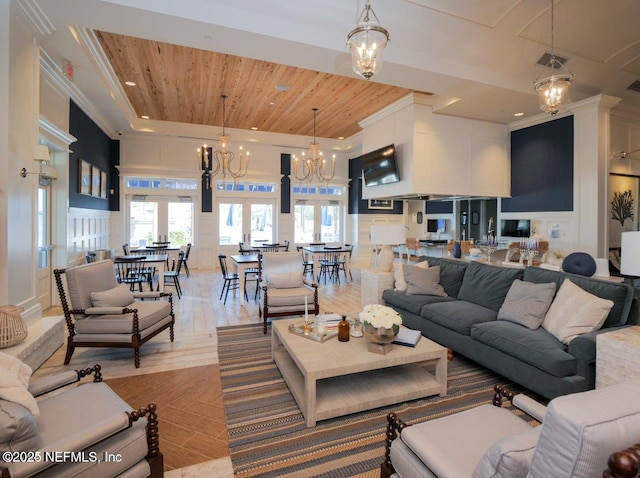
[114,254,169,292]
[231,254,260,306]
[302,246,352,283]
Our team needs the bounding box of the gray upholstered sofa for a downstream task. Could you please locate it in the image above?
[382,257,638,399]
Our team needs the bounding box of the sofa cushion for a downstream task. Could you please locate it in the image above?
[471,321,577,378]
[542,279,614,344]
[422,301,497,336]
[497,280,556,330]
[473,426,541,478]
[458,262,524,311]
[382,289,455,316]
[75,300,172,334]
[405,265,447,297]
[399,404,532,477]
[0,400,38,452]
[394,260,428,292]
[528,378,640,477]
[424,257,469,298]
[91,283,135,308]
[523,267,633,328]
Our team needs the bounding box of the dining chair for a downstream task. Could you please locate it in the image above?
[122,243,130,255]
[309,242,326,247]
[262,243,281,252]
[218,254,240,304]
[338,244,354,281]
[85,252,97,263]
[179,243,192,277]
[163,251,184,298]
[114,257,148,292]
[283,239,290,251]
[318,249,342,284]
[297,245,315,279]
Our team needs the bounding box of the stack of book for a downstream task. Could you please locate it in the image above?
[393,328,422,347]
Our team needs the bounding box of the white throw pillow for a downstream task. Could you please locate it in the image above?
[542,279,613,344]
[90,283,135,307]
[394,260,428,292]
[0,352,39,418]
[473,426,540,478]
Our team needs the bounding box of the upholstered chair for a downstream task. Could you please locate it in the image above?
[0,354,163,477]
[259,252,319,334]
[54,259,175,368]
[381,379,640,478]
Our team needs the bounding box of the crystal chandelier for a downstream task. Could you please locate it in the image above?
[197,95,250,189]
[533,0,574,115]
[292,108,336,184]
[346,1,390,81]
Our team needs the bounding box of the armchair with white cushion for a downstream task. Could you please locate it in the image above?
[259,252,319,334]
[381,379,640,478]
[0,353,162,477]
[54,259,175,368]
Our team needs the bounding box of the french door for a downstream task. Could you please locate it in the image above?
[218,199,276,254]
[294,200,341,244]
[128,196,194,247]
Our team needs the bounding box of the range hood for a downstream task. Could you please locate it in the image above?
[359,93,511,202]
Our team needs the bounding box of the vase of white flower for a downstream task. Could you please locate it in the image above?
[359,304,402,354]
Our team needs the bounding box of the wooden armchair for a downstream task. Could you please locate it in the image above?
[259,252,319,334]
[54,259,175,368]
[382,379,640,478]
[0,356,162,477]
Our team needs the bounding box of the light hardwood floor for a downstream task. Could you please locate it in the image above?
[42,264,364,476]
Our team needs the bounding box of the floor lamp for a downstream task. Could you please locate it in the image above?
[370,224,406,272]
[621,231,640,287]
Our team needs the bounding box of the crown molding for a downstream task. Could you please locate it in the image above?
[39,115,77,148]
[73,26,138,128]
[39,46,115,136]
[15,0,55,36]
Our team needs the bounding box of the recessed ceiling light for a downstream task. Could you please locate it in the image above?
[125,81,136,87]
[338,136,345,140]
[513,112,524,117]
[141,115,150,119]
[251,126,258,130]
[269,101,275,106]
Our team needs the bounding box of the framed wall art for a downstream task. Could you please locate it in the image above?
[91,166,101,197]
[609,173,639,249]
[368,199,394,210]
[79,159,92,196]
[100,170,108,199]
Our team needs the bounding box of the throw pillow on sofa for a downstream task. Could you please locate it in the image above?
[394,260,428,292]
[405,265,447,297]
[542,278,614,344]
[497,279,556,330]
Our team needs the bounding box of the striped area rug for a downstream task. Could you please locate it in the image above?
[218,323,528,478]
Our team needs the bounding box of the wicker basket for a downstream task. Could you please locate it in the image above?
[0,305,28,348]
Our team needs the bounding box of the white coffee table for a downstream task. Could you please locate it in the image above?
[271,318,448,427]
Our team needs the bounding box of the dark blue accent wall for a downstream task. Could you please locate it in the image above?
[502,116,574,212]
[348,156,403,214]
[69,100,119,210]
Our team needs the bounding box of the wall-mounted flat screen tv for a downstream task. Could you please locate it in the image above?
[500,219,531,237]
[427,219,446,232]
[361,144,400,187]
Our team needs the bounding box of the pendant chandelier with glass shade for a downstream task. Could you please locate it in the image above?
[197,94,250,189]
[533,0,574,115]
[292,108,336,184]
[346,0,390,81]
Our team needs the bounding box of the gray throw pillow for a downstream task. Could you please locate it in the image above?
[497,279,556,330]
[405,265,447,297]
[90,283,135,307]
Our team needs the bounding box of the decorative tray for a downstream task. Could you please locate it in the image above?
[288,322,338,343]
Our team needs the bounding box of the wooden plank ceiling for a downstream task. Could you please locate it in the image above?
[96,31,431,139]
